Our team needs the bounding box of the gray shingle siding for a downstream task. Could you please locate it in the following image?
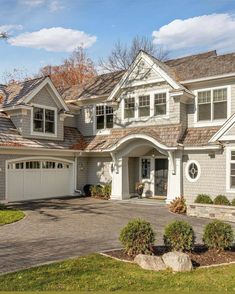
[87,157,112,185]
[183,149,235,202]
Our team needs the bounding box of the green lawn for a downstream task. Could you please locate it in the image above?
[0,207,25,225]
[1,254,235,291]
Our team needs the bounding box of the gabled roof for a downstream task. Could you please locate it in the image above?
[0,76,69,111]
[77,70,125,100]
[0,77,46,107]
[166,51,235,81]
[0,112,83,150]
[73,50,235,101]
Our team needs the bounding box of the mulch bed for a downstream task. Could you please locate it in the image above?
[104,245,235,267]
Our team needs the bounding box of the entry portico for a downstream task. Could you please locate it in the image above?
[109,133,183,203]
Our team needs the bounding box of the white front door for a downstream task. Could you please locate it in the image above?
[7,158,74,202]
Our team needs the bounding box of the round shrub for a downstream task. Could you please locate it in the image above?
[231,198,235,206]
[203,220,234,250]
[213,195,230,206]
[119,218,155,256]
[195,194,213,204]
[164,220,195,251]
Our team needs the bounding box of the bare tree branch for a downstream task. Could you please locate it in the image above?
[99,35,169,72]
[0,32,9,40]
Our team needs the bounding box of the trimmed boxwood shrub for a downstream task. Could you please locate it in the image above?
[164,220,195,251]
[119,218,155,256]
[213,195,230,206]
[169,196,186,214]
[231,198,235,206]
[195,194,213,204]
[203,220,234,250]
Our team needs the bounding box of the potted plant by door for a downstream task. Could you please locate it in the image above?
[135,182,145,199]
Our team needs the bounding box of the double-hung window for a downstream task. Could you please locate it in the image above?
[229,151,235,189]
[124,97,135,119]
[96,105,113,130]
[33,107,55,134]
[138,95,150,117]
[155,93,166,115]
[197,88,227,121]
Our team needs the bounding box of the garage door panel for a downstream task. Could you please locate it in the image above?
[7,159,74,202]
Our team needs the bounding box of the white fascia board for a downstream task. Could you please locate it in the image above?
[184,145,222,150]
[0,105,32,112]
[24,77,69,112]
[209,113,235,143]
[181,72,235,84]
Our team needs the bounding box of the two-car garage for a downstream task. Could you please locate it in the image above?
[6,157,74,202]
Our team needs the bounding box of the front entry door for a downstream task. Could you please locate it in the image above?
[155,159,168,196]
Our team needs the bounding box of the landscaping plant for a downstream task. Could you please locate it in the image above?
[90,184,111,200]
[232,198,235,206]
[169,196,187,214]
[119,218,155,256]
[203,220,234,251]
[164,220,195,251]
[213,195,231,206]
[195,194,213,204]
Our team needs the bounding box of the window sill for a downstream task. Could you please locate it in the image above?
[31,131,57,137]
[193,119,226,128]
[123,115,169,123]
[95,129,111,135]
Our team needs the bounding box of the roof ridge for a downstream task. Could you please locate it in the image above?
[165,50,217,63]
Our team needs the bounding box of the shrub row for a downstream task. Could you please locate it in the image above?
[195,194,235,206]
[119,218,234,256]
[90,184,111,200]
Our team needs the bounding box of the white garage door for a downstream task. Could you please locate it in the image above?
[7,158,74,202]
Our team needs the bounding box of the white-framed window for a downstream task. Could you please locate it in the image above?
[95,105,113,130]
[155,92,166,115]
[226,149,235,192]
[138,95,150,117]
[31,104,57,136]
[124,97,135,119]
[197,87,229,123]
[185,160,201,182]
[141,158,151,179]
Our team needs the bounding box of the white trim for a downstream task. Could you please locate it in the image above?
[184,145,221,150]
[226,147,235,193]
[121,88,170,123]
[93,103,114,135]
[185,160,201,183]
[24,77,69,111]
[109,133,176,152]
[5,156,75,202]
[194,85,231,127]
[209,113,235,143]
[107,51,180,101]
[0,105,32,112]
[30,103,58,137]
[181,72,235,84]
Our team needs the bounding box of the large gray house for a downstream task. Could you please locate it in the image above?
[1,50,235,204]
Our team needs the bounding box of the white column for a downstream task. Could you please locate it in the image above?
[166,151,182,204]
[111,157,130,200]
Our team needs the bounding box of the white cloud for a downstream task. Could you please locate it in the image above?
[8,27,97,52]
[152,13,235,53]
[0,24,23,33]
[49,0,64,11]
[19,0,45,7]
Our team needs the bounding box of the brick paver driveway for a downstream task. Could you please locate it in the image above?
[0,197,233,274]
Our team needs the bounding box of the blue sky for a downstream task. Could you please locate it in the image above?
[1,0,235,82]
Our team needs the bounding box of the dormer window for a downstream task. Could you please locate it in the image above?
[33,106,56,134]
[155,93,166,115]
[124,97,135,119]
[138,95,150,117]
[96,105,113,130]
[197,88,227,121]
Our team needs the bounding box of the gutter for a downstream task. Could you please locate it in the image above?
[181,72,235,84]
